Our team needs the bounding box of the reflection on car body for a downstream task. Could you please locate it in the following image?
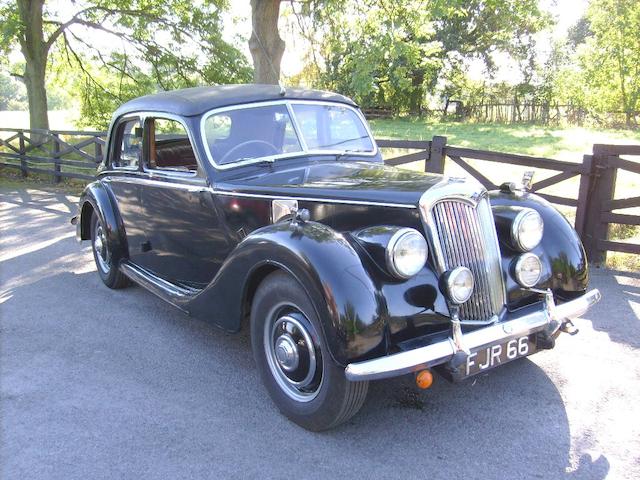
[73,84,600,431]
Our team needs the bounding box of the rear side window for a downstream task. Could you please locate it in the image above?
[147,118,198,172]
[113,118,142,168]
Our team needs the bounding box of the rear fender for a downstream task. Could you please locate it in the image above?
[77,181,128,262]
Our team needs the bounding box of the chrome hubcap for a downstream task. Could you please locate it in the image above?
[264,307,323,402]
[94,223,110,273]
[275,333,299,372]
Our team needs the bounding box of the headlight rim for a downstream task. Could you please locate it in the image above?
[514,252,542,288]
[385,227,428,279]
[443,266,475,304]
[511,208,544,252]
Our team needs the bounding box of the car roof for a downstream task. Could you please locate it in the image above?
[113,84,357,118]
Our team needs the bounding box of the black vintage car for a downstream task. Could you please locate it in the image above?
[73,85,600,431]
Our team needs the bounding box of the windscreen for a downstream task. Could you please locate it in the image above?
[291,104,374,152]
[203,102,374,166]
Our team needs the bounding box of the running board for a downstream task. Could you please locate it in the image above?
[119,261,200,311]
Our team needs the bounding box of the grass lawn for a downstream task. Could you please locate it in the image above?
[369,118,640,161]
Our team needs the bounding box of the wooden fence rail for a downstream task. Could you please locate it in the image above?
[0,128,106,182]
[377,135,640,263]
[1,127,638,263]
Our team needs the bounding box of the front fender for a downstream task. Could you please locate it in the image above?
[187,220,387,366]
[77,181,128,262]
[490,190,589,307]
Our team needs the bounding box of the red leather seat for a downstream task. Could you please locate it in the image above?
[155,144,197,169]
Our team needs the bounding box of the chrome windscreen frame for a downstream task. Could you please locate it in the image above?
[199,99,379,170]
[418,177,507,325]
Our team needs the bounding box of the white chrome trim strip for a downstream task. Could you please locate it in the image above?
[211,189,416,208]
[101,175,417,209]
[199,99,379,170]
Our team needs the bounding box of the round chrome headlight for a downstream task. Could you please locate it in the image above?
[511,209,544,251]
[385,228,428,279]
[514,253,542,287]
[443,266,474,304]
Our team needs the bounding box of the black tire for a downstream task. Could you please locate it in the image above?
[251,271,368,431]
[90,212,130,289]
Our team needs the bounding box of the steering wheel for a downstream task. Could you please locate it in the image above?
[219,140,279,164]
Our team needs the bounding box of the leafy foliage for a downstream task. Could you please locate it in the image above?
[1,0,251,129]
[304,0,549,114]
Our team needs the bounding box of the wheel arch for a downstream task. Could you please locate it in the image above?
[188,220,388,366]
[78,180,129,262]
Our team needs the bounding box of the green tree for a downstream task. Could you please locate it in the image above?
[580,0,640,127]
[0,0,251,130]
[307,0,550,114]
[0,70,27,109]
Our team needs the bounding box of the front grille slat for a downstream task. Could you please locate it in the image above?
[431,198,505,323]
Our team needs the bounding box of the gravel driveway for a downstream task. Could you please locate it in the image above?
[1,186,639,479]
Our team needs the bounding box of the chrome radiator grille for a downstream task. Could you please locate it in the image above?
[430,197,505,322]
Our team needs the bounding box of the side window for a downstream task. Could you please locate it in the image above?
[147,118,198,172]
[114,118,142,168]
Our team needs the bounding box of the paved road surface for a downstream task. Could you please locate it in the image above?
[1,187,639,479]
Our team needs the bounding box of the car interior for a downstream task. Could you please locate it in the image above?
[147,118,199,172]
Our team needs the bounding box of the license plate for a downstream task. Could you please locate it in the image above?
[462,335,537,378]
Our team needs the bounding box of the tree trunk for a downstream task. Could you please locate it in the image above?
[249,0,285,84]
[408,69,424,116]
[16,0,49,131]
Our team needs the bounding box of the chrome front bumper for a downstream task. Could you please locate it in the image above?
[345,289,601,381]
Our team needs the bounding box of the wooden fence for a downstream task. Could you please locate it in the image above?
[1,128,638,263]
[0,128,105,181]
[376,136,640,264]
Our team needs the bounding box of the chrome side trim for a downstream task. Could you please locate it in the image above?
[212,190,416,209]
[199,99,379,170]
[101,175,417,208]
[344,288,601,381]
[103,175,209,193]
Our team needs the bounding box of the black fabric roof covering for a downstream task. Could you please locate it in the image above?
[114,84,356,118]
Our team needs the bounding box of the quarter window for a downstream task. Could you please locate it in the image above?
[114,118,142,168]
[147,118,198,172]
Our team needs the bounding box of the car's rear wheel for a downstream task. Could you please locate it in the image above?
[90,212,130,289]
[251,271,368,431]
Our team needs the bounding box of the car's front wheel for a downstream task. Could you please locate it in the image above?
[251,271,368,431]
[90,212,130,289]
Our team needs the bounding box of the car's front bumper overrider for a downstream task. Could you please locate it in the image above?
[344,289,601,381]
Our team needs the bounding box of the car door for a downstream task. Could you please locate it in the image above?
[133,114,228,287]
[105,115,148,265]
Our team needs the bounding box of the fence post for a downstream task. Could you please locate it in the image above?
[581,144,617,265]
[18,130,27,177]
[428,135,447,174]
[52,133,61,183]
[95,137,103,167]
[574,154,593,238]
